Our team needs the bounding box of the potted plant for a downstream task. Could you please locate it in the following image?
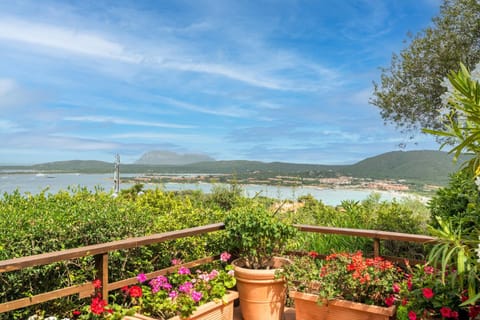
[281,251,404,320]
[28,278,139,320]
[224,202,297,320]
[125,252,237,320]
[31,253,238,320]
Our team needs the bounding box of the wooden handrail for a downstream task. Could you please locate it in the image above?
[294,224,437,244]
[0,222,225,273]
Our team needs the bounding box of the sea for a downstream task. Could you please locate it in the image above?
[0,172,423,206]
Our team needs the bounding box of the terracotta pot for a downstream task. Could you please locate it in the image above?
[232,257,289,320]
[123,290,238,320]
[289,291,396,320]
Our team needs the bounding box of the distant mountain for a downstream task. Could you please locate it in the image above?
[0,150,464,185]
[135,151,215,165]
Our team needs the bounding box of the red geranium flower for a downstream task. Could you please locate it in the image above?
[440,306,452,318]
[90,296,108,315]
[422,287,434,299]
[408,310,417,320]
[129,285,143,297]
[92,279,102,289]
[385,294,395,307]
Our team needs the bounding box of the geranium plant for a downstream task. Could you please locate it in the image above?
[396,261,480,320]
[28,253,235,320]
[28,278,139,320]
[135,252,236,319]
[76,279,140,319]
[281,251,404,307]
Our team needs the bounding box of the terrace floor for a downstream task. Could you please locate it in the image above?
[233,305,296,320]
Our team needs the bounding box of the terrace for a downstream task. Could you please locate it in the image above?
[0,222,436,319]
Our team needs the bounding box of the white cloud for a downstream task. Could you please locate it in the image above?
[154,95,253,118]
[0,119,24,133]
[0,78,16,96]
[110,132,222,144]
[0,77,46,110]
[64,116,194,129]
[0,16,340,92]
[0,17,141,63]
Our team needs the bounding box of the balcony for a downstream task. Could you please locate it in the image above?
[0,222,435,319]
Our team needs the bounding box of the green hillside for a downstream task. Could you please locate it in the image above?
[342,150,463,184]
[0,150,464,186]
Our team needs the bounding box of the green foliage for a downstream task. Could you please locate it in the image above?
[424,63,480,175]
[372,0,480,135]
[206,183,242,211]
[427,217,479,304]
[0,188,226,319]
[291,194,430,257]
[224,201,297,269]
[428,169,480,229]
[422,62,480,305]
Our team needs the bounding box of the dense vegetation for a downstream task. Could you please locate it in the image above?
[0,184,432,319]
[372,0,480,136]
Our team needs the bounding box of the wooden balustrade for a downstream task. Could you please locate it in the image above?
[0,222,437,315]
[293,224,437,257]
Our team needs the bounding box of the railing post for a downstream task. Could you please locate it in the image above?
[373,238,380,257]
[94,253,109,302]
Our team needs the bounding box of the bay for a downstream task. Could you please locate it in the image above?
[0,173,419,206]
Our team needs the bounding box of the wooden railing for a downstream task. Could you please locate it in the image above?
[0,223,437,315]
[294,224,437,257]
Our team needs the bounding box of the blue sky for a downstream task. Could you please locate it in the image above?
[0,0,442,165]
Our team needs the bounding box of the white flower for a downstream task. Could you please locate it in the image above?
[476,236,480,264]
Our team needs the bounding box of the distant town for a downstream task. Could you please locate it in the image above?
[125,173,440,195]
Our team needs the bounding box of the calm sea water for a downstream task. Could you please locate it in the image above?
[0,173,419,206]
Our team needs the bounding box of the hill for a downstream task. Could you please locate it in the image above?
[0,150,464,185]
[342,150,464,184]
[31,160,113,173]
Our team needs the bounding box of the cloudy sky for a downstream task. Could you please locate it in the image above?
[0,0,442,165]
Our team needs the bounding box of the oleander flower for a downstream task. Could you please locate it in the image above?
[396,262,476,320]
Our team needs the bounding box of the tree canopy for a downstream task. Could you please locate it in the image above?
[371,0,480,136]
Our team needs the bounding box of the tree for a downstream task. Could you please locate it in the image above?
[371,0,480,136]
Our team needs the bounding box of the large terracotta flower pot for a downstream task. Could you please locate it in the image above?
[124,290,238,320]
[232,257,289,320]
[289,291,396,320]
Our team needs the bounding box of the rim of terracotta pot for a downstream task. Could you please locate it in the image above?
[232,257,290,280]
[289,291,396,317]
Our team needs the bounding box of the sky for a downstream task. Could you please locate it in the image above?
[0,0,443,165]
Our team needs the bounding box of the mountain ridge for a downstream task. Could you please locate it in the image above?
[0,150,463,185]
